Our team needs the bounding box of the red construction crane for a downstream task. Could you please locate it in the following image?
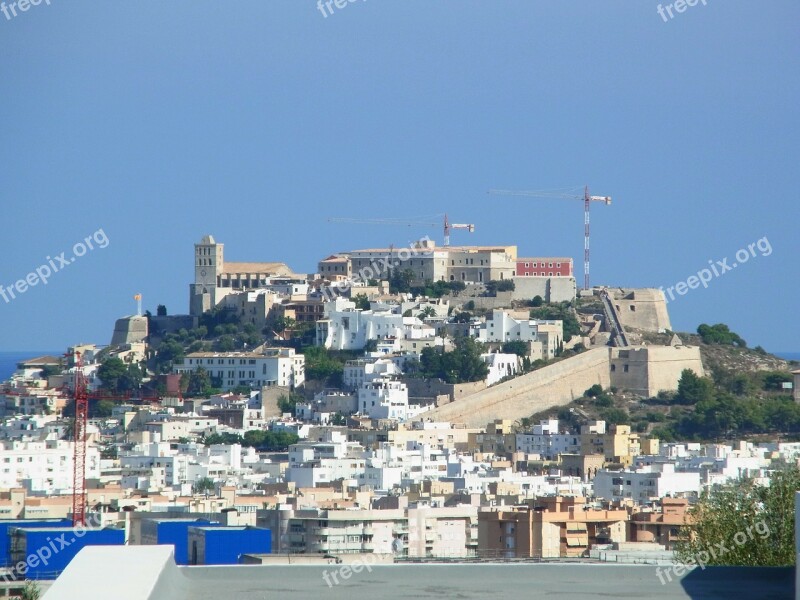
[328,214,475,247]
[70,351,89,526]
[488,186,611,290]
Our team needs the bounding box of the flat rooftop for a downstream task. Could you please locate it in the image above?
[43,546,794,600]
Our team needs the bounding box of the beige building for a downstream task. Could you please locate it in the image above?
[609,345,704,397]
[579,421,657,467]
[629,497,691,550]
[284,506,478,558]
[478,496,628,559]
[189,235,295,316]
[323,240,517,287]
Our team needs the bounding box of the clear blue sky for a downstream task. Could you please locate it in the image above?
[1,1,797,353]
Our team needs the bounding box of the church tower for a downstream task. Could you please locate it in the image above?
[190,235,224,315]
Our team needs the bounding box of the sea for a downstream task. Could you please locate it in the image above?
[0,351,61,381]
[777,352,800,362]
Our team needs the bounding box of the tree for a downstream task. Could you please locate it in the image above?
[502,341,528,357]
[676,466,800,566]
[388,269,415,294]
[529,302,582,342]
[417,336,488,384]
[277,392,304,414]
[301,347,345,385]
[91,400,115,418]
[156,304,168,316]
[485,279,515,295]
[192,477,216,495]
[600,408,629,425]
[353,294,371,310]
[675,369,715,405]
[530,295,544,307]
[21,581,41,600]
[585,384,604,398]
[185,367,217,398]
[97,358,142,393]
[97,358,127,391]
[697,323,746,348]
[418,306,437,319]
[40,364,61,379]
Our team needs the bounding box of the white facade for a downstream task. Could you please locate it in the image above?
[316,298,433,351]
[343,358,402,390]
[175,347,305,390]
[0,440,100,495]
[471,310,563,359]
[358,378,411,421]
[593,464,702,504]
[481,352,519,386]
[515,419,580,460]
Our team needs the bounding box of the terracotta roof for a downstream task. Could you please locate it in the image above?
[222,262,293,275]
[18,355,61,366]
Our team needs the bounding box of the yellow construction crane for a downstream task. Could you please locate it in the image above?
[328,214,475,246]
[488,186,611,290]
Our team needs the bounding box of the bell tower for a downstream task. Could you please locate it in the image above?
[190,235,224,315]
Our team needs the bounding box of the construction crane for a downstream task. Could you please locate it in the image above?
[443,215,475,247]
[328,214,475,247]
[488,186,611,290]
[70,350,89,526]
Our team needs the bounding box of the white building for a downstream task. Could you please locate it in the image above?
[0,440,100,495]
[471,310,563,359]
[593,463,702,505]
[481,352,519,385]
[175,347,304,391]
[343,357,402,390]
[316,298,434,351]
[358,377,417,421]
[515,419,580,460]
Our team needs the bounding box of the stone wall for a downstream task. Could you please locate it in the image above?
[605,288,672,332]
[425,348,611,428]
[609,345,704,397]
[423,344,704,428]
[110,316,148,346]
[512,277,577,304]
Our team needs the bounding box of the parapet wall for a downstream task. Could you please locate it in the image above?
[609,345,704,397]
[425,347,611,428]
[110,316,148,346]
[425,344,704,428]
[605,288,672,332]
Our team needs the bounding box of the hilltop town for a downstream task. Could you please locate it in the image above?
[1,234,798,587]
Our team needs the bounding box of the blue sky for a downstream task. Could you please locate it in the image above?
[0,1,797,353]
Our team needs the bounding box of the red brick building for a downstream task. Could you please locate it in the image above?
[516,257,573,277]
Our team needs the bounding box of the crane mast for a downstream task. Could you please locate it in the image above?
[71,351,89,526]
[488,186,611,290]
